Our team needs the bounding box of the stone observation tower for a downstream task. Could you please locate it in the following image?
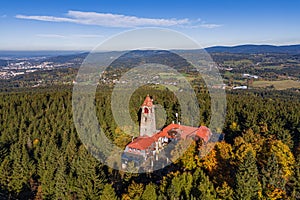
[121,94,217,170]
[140,95,156,137]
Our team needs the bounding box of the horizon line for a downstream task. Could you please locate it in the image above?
[0,43,300,52]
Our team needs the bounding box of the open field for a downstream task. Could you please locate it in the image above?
[258,65,284,70]
[253,80,300,90]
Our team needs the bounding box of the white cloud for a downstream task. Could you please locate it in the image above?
[16,10,221,29]
[17,11,188,27]
[16,14,75,23]
[36,33,104,39]
[184,19,222,29]
[36,34,66,38]
[199,23,222,29]
[72,34,104,38]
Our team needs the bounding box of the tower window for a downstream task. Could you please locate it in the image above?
[144,107,149,114]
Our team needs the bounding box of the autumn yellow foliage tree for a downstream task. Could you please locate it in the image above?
[269,140,295,178]
[171,139,198,170]
[198,142,234,186]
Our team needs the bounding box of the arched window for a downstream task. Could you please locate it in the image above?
[144,107,149,114]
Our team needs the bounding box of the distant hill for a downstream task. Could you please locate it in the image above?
[0,51,84,58]
[205,44,300,54]
[43,52,88,63]
[2,44,300,65]
[0,59,9,67]
[109,50,190,69]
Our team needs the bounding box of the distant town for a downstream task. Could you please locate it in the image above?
[0,45,300,91]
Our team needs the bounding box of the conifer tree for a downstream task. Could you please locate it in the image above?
[191,168,217,200]
[167,172,193,199]
[0,158,12,193]
[123,181,144,200]
[8,143,34,197]
[289,154,300,199]
[38,141,59,199]
[73,145,105,199]
[216,182,233,200]
[233,150,260,200]
[277,129,293,149]
[167,175,182,200]
[141,183,157,200]
[100,184,118,200]
[54,156,68,199]
[261,153,286,199]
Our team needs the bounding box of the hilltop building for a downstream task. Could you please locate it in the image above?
[121,95,213,169]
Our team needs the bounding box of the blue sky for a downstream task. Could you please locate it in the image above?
[0,0,300,50]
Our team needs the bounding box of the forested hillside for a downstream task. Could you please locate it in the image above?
[0,87,299,199]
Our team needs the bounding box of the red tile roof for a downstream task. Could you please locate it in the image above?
[196,126,211,143]
[151,123,178,140]
[127,123,212,150]
[176,125,198,139]
[127,136,155,150]
[141,95,153,107]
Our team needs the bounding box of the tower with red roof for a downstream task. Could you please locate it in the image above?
[121,95,218,170]
[140,95,156,137]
